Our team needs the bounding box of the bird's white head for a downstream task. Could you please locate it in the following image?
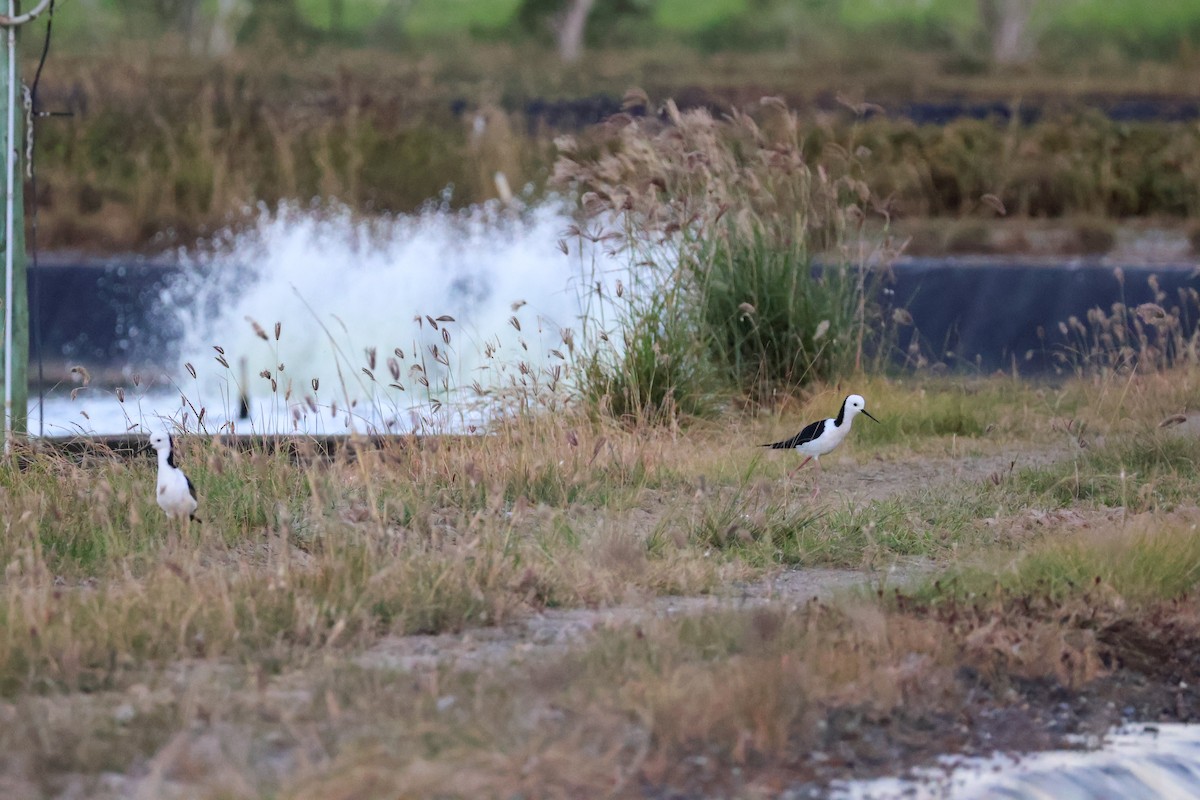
[843,394,880,424]
[149,431,172,453]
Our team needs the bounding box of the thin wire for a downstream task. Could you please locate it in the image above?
[4,3,16,454]
[28,0,53,437]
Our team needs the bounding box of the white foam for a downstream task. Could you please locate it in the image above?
[36,200,630,436]
[833,723,1200,800]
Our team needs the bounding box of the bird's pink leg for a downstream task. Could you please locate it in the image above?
[787,456,813,478]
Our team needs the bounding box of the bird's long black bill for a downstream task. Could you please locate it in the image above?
[863,410,881,423]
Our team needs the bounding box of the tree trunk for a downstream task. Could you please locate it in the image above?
[208,0,243,55]
[554,0,596,64]
[981,0,1037,66]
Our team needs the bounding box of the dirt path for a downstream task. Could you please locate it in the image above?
[819,441,1073,504]
[358,441,1074,675]
[356,568,882,673]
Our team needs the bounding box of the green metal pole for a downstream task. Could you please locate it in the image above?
[1,8,27,447]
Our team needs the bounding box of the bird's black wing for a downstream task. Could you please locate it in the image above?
[762,419,825,449]
[187,476,202,522]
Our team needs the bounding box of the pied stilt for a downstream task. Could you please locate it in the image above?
[149,431,200,522]
[762,394,879,493]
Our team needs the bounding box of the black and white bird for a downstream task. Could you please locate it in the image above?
[149,431,200,522]
[762,394,879,489]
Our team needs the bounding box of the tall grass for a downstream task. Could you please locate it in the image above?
[694,225,866,400]
[555,96,896,418]
[572,220,721,423]
[577,301,719,423]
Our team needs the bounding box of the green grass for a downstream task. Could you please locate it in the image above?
[1018,432,1200,511]
[296,0,393,30]
[43,0,1200,62]
[403,0,524,36]
[685,406,1200,571]
[292,0,1200,51]
[1047,0,1200,60]
[683,473,1029,569]
[920,504,1200,609]
[681,478,822,562]
[848,377,1058,447]
[796,478,1034,566]
[855,389,987,446]
[695,226,865,400]
[999,524,1200,603]
[838,0,977,34]
[653,0,747,30]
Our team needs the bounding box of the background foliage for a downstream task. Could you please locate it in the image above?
[81,0,1200,64]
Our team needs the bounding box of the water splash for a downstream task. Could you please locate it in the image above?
[44,200,626,436]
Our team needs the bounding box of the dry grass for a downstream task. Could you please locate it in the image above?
[0,422,743,696]
[277,503,1200,799]
[2,364,1200,794]
[1046,271,1200,378]
[0,378,1005,695]
[16,524,1195,799]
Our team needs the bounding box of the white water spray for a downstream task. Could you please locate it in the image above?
[42,201,627,436]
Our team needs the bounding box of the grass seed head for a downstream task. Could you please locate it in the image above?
[247,317,269,341]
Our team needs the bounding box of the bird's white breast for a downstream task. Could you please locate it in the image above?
[157,467,196,518]
[796,419,852,457]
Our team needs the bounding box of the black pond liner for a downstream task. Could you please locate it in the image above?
[451,93,1200,132]
[29,255,182,372]
[25,256,1200,386]
[887,257,1200,374]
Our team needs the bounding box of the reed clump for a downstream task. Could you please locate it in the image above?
[695,227,868,398]
[555,95,900,415]
[1049,269,1200,376]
